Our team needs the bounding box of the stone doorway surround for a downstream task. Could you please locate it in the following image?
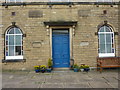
[44,21,77,63]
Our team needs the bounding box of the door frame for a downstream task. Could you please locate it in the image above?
[49,26,73,67]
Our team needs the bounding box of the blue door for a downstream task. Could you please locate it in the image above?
[52,29,70,68]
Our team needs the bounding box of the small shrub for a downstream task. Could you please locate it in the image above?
[73,64,79,69]
[48,58,53,68]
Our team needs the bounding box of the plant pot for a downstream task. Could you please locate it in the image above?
[47,68,52,72]
[41,69,46,73]
[80,69,84,72]
[35,69,40,73]
[74,68,79,72]
[84,68,90,72]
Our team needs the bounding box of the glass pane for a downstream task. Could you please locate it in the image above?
[6,46,8,51]
[9,35,14,45]
[15,35,21,46]
[112,48,114,53]
[8,28,14,34]
[99,34,105,44]
[106,34,111,44]
[106,44,112,53]
[99,27,104,32]
[99,44,105,53]
[15,46,21,55]
[6,41,8,45]
[53,30,69,34]
[6,35,8,41]
[15,28,21,34]
[105,26,111,32]
[6,52,8,56]
[9,46,14,56]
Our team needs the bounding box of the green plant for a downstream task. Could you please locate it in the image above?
[34,65,40,70]
[40,65,47,69]
[80,64,90,69]
[48,58,52,68]
[73,64,79,69]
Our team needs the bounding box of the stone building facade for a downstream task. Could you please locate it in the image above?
[0,1,120,70]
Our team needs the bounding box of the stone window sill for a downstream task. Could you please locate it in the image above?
[2,59,26,63]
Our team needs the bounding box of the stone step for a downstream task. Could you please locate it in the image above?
[52,68,73,72]
[53,68,70,71]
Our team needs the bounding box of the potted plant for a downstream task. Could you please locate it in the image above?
[46,58,53,72]
[73,64,79,72]
[34,65,40,73]
[80,64,90,72]
[40,65,47,73]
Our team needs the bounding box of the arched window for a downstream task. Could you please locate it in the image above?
[5,27,23,60]
[98,25,115,57]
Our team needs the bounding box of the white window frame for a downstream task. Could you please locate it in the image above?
[5,27,23,60]
[50,0,70,2]
[6,0,23,3]
[98,26,115,57]
[97,0,113,2]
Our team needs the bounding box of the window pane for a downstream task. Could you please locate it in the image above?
[105,26,111,32]
[6,46,8,51]
[99,44,105,53]
[9,35,14,45]
[6,35,8,41]
[6,41,8,45]
[8,28,14,34]
[9,46,14,56]
[15,46,21,55]
[99,27,104,32]
[6,52,8,56]
[99,34,105,44]
[106,44,112,53]
[16,0,22,2]
[15,35,21,46]
[6,46,8,56]
[15,28,21,34]
[106,34,111,44]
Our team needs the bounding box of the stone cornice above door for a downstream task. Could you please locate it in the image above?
[44,21,77,26]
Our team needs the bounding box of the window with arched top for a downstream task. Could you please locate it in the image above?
[98,25,115,57]
[5,27,23,60]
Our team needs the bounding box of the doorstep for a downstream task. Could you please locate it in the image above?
[52,68,73,73]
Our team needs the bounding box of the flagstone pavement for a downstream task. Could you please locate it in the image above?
[2,69,120,89]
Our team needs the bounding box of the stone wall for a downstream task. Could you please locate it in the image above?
[1,4,119,70]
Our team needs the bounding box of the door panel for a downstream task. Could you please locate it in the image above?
[52,29,70,68]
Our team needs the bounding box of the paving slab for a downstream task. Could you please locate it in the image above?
[89,81,113,88]
[106,82,119,88]
[64,83,91,88]
[41,83,64,88]
[19,83,40,88]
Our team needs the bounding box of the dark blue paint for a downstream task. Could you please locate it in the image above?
[52,30,70,68]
